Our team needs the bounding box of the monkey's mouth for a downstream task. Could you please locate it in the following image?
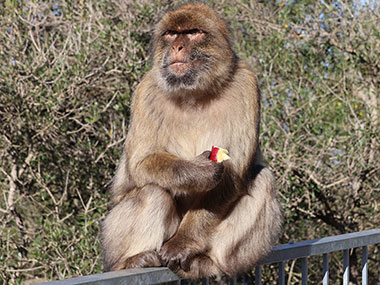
[169,61,192,76]
[161,57,206,89]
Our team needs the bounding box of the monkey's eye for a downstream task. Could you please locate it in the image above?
[163,30,178,40]
[185,29,201,35]
[185,29,204,41]
[163,30,178,37]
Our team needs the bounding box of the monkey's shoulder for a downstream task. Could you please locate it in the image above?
[222,60,260,103]
[234,60,258,84]
[129,73,162,109]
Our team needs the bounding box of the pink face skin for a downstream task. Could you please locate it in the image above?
[163,28,205,76]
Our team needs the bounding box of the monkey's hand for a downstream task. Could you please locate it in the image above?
[133,151,224,195]
[190,150,225,192]
[159,233,204,272]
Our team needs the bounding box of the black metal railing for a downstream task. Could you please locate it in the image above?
[41,228,380,285]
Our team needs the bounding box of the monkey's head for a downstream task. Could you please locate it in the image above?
[152,3,236,94]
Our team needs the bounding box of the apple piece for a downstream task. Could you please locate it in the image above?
[210,146,231,163]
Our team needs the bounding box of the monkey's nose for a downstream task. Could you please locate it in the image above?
[172,45,184,52]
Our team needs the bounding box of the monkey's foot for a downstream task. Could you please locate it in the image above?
[174,254,226,281]
[159,235,203,272]
[121,250,162,269]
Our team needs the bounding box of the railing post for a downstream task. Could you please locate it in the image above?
[278,261,285,285]
[343,249,349,285]
[255,265,262,285]
[301,257,308,285]
[362,246,368,285]
[322,253,329,285]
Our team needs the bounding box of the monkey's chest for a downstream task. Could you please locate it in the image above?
[160,111,230,160]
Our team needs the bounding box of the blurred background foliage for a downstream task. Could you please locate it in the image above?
[0,0,379,284]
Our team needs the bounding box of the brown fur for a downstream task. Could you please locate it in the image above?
[101,2,282,280]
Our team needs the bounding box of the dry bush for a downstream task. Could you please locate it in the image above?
[0,0,379,283]
[0,0,171,282]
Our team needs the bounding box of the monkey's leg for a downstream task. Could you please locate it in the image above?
[177,166,282,279]
[209,166,282,277]
[101,185,180,271]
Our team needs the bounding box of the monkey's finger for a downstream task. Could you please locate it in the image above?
[157,250,168,266]
[180,255,193,272]
[167,259,180,271]
[158,246,178,265]
[199,150,212,158]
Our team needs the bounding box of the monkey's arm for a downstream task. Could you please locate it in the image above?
[131,151,224,195]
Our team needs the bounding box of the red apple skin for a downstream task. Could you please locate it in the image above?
[209,146,219,162]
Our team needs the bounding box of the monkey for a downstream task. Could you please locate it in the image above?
[101,2,282,281]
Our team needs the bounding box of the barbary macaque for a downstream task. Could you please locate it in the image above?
[101,2,282,280]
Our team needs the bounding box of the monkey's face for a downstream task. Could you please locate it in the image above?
[158,28,211,91]
[153,4,234,94]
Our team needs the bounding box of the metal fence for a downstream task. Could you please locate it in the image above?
[42,228,380,285]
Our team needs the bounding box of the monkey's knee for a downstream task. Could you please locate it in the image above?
[249,165,276,197]
[249,165,282,231]
[138,185,180,238]
[102,185,180,271]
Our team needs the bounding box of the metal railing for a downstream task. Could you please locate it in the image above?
[42,228,380,285]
